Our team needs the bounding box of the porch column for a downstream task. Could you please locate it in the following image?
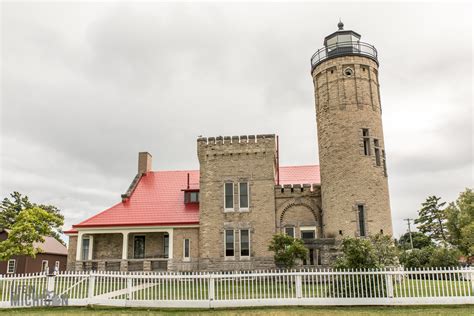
[75,232,83,261]
[88,235,94,260]
[168,229,174,259]
[122,232,129,259]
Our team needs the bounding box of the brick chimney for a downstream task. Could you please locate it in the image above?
[138,152,152,174]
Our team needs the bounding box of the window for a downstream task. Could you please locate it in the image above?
[240,230,250,257]
[285,227,295,238]
[41,260,49,273]
[134,235,146,259]
[374,139,381,166]
[81,237,90,261]
[301,230,315,240]
[358,205,366,237]
[164,234,169,258]
[183,239,190,261]
[185,191,199,203]
[55,261,60,271]
[382,150,387,177]
[7,259,15,274]
[224,182,234,210]
[225,230,234,257]
[239,182,249,210]
[362,129,370,156]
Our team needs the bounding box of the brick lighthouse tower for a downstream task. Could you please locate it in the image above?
[311,21,393,239]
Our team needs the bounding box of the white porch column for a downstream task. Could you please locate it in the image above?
[75,232,83,261]
[168,229,174,259]
[88,235,94,260]
[122,232,129,260]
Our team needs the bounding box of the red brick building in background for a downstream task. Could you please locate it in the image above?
[0,228,68,274]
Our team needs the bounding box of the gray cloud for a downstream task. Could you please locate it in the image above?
[1,2,472,237]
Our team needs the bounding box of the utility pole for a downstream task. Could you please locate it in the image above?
[404,218,414,249]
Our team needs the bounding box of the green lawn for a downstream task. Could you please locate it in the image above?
[1,278,472,301]
[0,305,473,315]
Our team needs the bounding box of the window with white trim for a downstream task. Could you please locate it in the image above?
[285,227,295,238]
[183,238,190,261]
[300,227,316,240]
[55,261,60,271]
[224,182,234,210]
[81,237,90,261]
[239,182,249,210]
[240,229,250,258]
[41,260,49,273]
[7,259,15,274]
[164,234,169,258]
[225,230,234,257]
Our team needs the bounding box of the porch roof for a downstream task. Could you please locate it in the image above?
[65,165,320,233]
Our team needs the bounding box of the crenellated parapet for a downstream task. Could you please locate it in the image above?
[275,183,321,198]
[197,134,276,160]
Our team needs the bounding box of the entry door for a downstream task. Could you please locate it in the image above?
[134,236,145,259]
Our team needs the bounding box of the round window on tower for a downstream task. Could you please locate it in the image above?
[343,67,354,77]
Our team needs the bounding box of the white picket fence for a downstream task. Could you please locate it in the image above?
[1,267,473,308]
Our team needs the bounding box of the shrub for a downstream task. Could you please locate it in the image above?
[268,234,308,269]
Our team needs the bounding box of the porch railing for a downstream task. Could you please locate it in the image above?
[76,258,168,272]
[1,267,473,308]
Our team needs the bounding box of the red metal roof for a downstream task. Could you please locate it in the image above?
[67,165,319,231]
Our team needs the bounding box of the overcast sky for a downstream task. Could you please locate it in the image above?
[1,1,472,239]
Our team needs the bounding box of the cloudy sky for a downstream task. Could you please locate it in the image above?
[1,1,472,239]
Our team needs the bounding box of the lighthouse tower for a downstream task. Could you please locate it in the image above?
[311,21,393,238]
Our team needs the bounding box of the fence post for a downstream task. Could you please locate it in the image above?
[46,273,55,294]
[208,274,215,306]
[385,271,394,298]
[88,272,95,303]
[127,276,132,301]
[295,274,302,299]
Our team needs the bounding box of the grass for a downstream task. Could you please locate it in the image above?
[1,277,472,301]
[0,305,473,315]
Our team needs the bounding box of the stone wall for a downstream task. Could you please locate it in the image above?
[93,234,122,259]
[312,55,393,239]
[127,232,165,259]
[197,135,277,271]
[66,235,77,270]
[275,184,322,238]
[169,227,200,271]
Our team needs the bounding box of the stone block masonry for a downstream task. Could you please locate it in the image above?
[197,134,278,271]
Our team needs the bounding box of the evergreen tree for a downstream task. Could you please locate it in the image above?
[415,196,448,245]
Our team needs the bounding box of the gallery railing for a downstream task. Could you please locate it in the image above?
[311,41,378,71]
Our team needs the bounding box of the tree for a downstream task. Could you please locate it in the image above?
[445,188,474,256]
[0,192,65,245]
[334,234,398,270]
[370,233,399,267]
[428,247,460,268]
[415,196,448,245]
[399,247,433,269]
[397,231,433,250]
[0,206,64,260]
[268,234,308,269]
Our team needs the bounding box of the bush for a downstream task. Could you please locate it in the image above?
[268,234,308,269]
[400,246,460,269]
[330,234,398,297]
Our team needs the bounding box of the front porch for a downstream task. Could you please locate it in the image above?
[74,228,173,272]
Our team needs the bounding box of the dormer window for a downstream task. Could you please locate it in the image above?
[184,191,199,203]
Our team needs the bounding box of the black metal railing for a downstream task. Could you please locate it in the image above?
[311,41,378,71]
